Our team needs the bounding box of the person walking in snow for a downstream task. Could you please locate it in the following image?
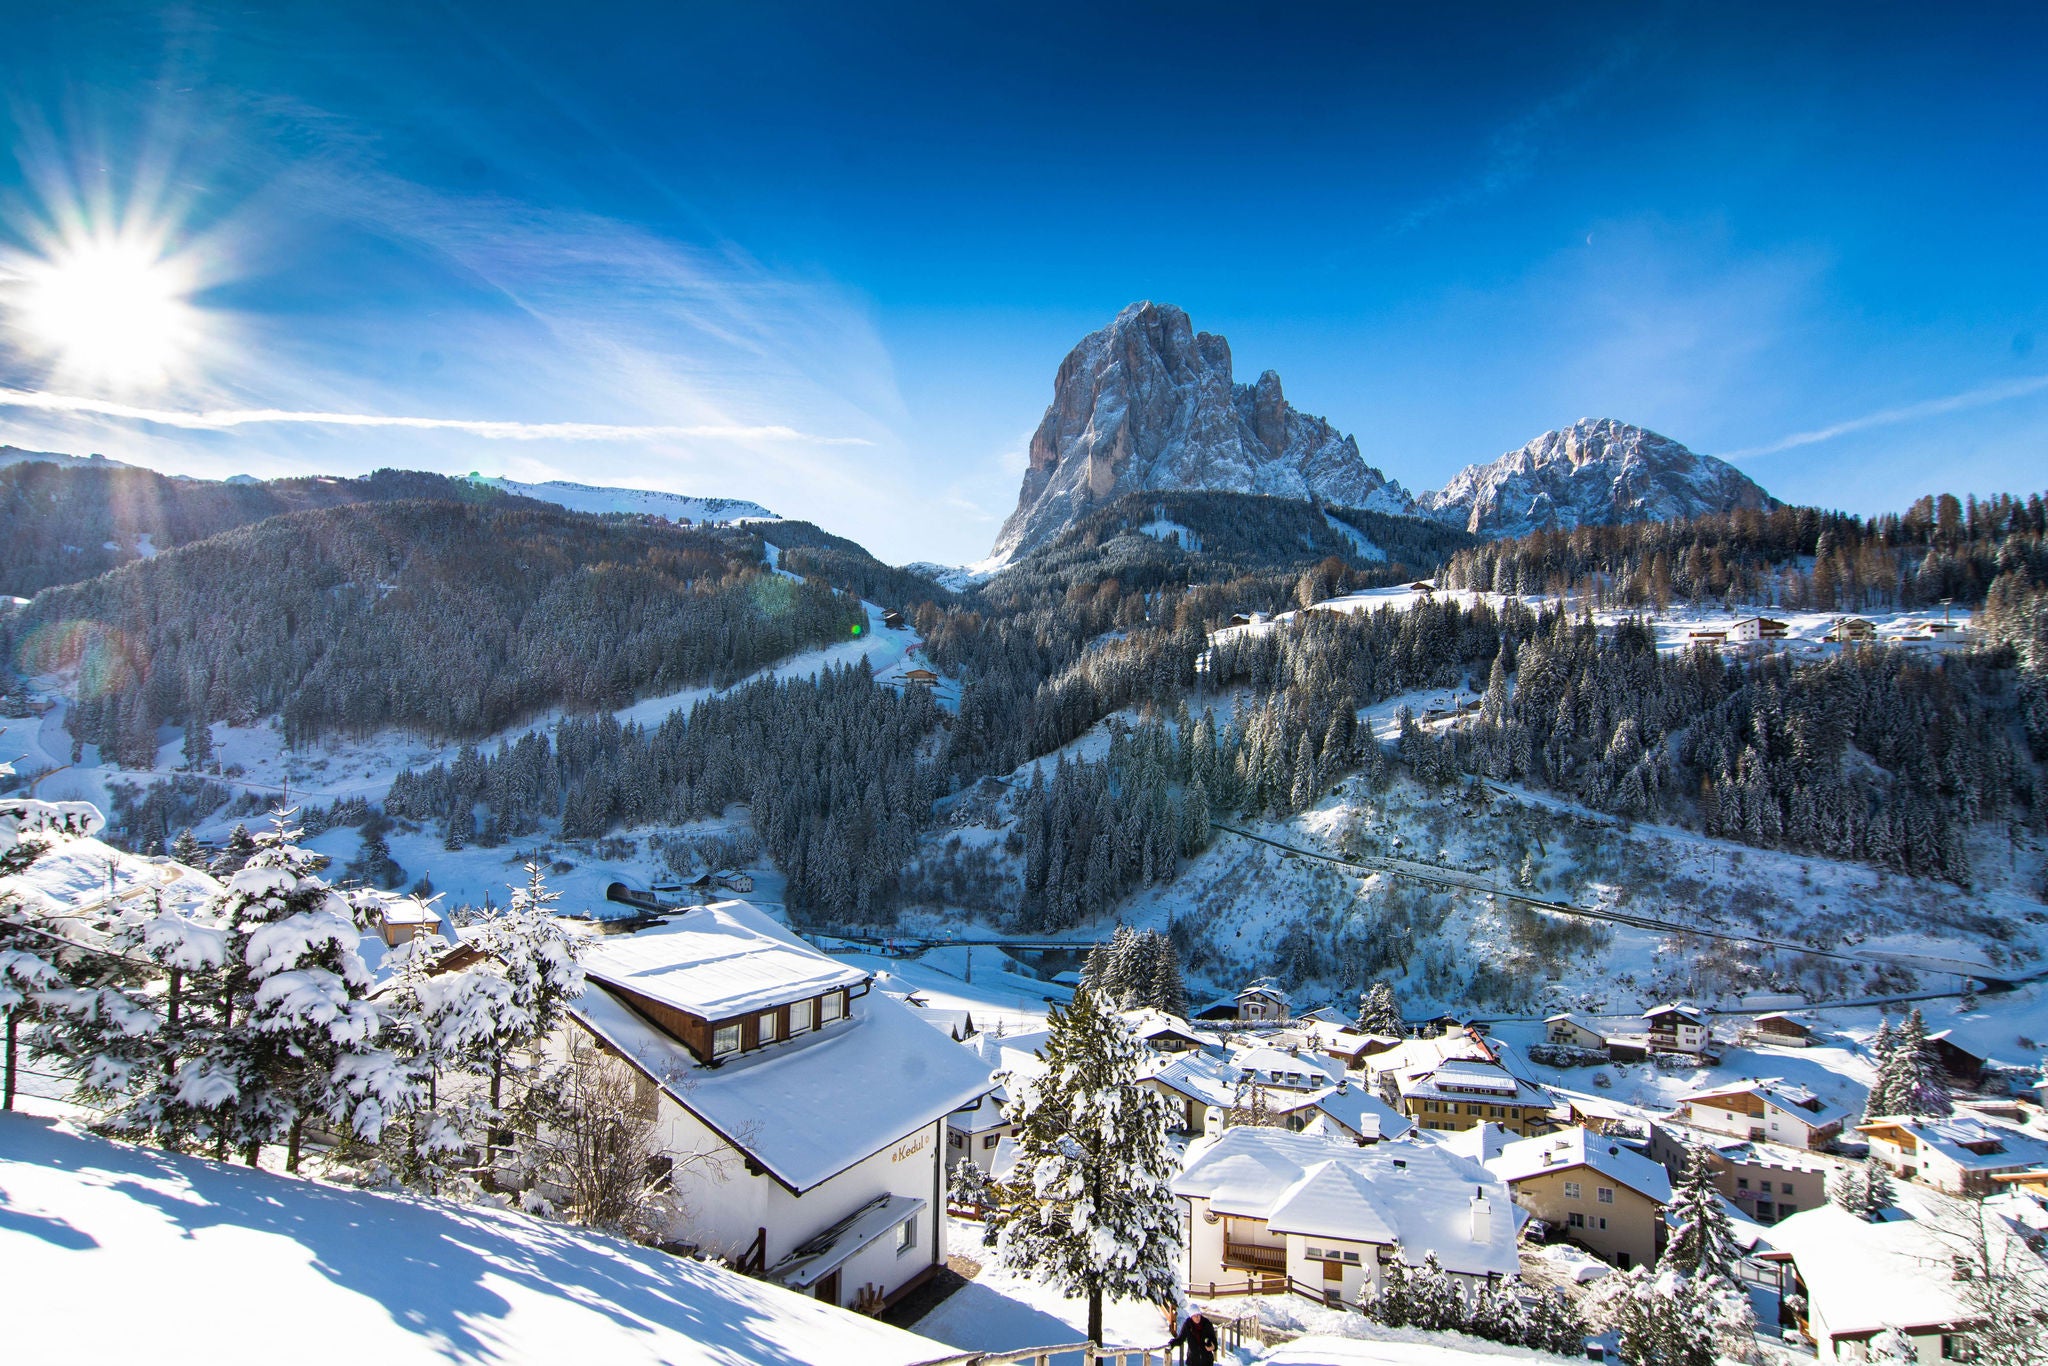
[1171,1307,1218,1366]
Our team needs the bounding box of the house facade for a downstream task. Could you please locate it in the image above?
[1544,1014,1610,1050]
[1643,1003,1713,1058]
[1672,1080,1845,1150]
[1373,1035,1556,1137]
[558,900,993,1312]
[1858,1114,2048,1196]
[1482,1127,1672,1270]
[1174,1128,1521,1309]
[1236,979,1292,1024]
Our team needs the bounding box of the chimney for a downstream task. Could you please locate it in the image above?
[1337,1077,1350,1093]
[1470,1188,1493,1243]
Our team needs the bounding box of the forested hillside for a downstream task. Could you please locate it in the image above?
[757,520,953,614]
[1439,491,2048,611]
[0,460,543,596]
[6,500,866,760]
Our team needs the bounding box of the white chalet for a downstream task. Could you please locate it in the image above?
[1544,1014,1610,1051]
[1765,1191,2047,1363]
[1174,1128,1522,1308]
[1858,1113,2048,1196]
[1236,979,1292,1024]
[560,900,993,1312]
[1671,1079,1848,1151]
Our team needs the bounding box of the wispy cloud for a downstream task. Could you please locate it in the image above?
[1720,372,2048,460]
[0,387,871,443]
[1394,38,1645,234]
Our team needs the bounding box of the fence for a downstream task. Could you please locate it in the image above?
[906,1313,1259,1366]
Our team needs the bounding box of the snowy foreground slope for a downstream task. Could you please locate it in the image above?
[0,1113,948,1366]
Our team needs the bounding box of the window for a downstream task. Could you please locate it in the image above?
[895,1215,917,1253]
[1597,1187,1614,1204]
[949,1132,963,1149]
[1736,1177,1750,1190]
[757,1011,779,1044]
[789,998,814,1034]
[1781,1181,1795,1194]
[712,1023,741,1057]
[820,991,845,1023]
[1567,1212,1585,1228]
[983,1133,1001,1149]
[1778,1203,1796,1216]
[1564,1181,1581,1199]
[1941,1333,1976,1361]
[1595,1217,1608,1230]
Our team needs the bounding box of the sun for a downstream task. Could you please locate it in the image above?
[17,234,197,385]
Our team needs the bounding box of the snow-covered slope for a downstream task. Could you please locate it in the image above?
[0,1113,950,1366]
[990,302,1413,562]
[0,444,129,471]
[1416,419,1773,539]
[469,475,776,524]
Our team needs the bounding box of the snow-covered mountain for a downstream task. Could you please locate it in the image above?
[469,475,776,525]
[0,445,128,471]
[989,302,1413,563]
[1417,419,1774,539]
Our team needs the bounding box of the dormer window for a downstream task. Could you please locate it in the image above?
[758,1011,780,1044]
[790,998,814,1034]
[713,1023,742,1057]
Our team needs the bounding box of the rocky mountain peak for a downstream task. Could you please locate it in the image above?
[989,303,1411,562]
[1416,418,1774,539]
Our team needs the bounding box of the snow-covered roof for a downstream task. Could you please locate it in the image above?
[1308,1085,1413,1143]
[571,973,993,1192]
[1237,978,1290,1003]
[1148,1052,1240,1109]
[1679,1078,1849,1128]
[769,1192,927,1290]
[0,1112,949,1366]
[1174,1129,1522,1278]
[1396,1061,1552,1110]
[1768,1194,2044,1336]
[1484,1127,1674,1204]
[579,899,868,1019]
[1643,1001,1705,1023]
[1862,1114,2048,1173]
[1229,1044,1346,1086]
[1120,1007,1221,1049]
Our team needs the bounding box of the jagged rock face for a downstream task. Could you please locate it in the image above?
[1416,419,1775,539]
[989,302,1412,561]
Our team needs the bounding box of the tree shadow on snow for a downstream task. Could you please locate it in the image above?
[3,1116,896,1366]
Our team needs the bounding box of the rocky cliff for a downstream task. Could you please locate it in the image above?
[989,302,1411,562]
[1416,418,1774,539]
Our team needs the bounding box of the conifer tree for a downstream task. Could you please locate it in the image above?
[1664,1146,1738,1281]
[1357,981,1402,1036]
[982,987,1182,1345]
[1371,1250,1413,1327]
[465,863,587,1168]
[210,823,257,877]
[170,829,204,868]
[192,814,409,1169]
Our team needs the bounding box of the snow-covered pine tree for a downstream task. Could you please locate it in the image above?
[1828,1163,1862,1213]
[1145,932,1188,1017]
[1663,1146,1738,1281]
[0,800,58,1110]
[1859,1161,1896,1219]
[1868,1326,1916,1366]
[210,823,257,877]
[1529,1286,1589,1356]
[1471,1279,1529,1346]
[1357,981,1401,1036]
[982,986,1182,1345]
[1896,1008,1953,1116]
[197,814,409,1169]
[1407,1251,1467,1332]
[170,829,204,868]
[466,863,586,1165]
[1370,1248,1413,1327]
[1866,1015,1900,1116]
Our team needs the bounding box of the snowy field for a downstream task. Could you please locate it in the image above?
[0,1112,949,1366]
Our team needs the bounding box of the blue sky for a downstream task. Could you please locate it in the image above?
[0,2,2043,563]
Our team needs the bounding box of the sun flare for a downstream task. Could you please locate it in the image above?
[17,235,197,385]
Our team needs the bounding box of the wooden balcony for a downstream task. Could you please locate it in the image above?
[1222,1241,1287,1273]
